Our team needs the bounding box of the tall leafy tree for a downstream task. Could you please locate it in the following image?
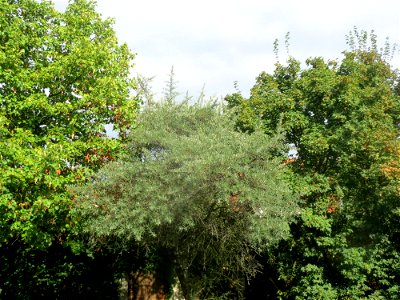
[0,0,138,297]
[227,30,400,298]
[72,101,298,299]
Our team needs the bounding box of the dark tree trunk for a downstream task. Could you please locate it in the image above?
[175,265,199,300]
[127,271,136,300]
[127,270,167,300]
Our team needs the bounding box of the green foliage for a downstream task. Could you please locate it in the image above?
[163,66,180,102]
[0,0,138,296]
[73,101,298,299]
[227,30,400,298]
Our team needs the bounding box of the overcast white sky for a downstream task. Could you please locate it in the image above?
[54,0,400,99]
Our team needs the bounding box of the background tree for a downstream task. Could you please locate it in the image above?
[0,0,138,297]
[227,29,400,298]
[72,101,298,299]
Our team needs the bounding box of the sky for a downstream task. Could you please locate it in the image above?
[53,0,400,99]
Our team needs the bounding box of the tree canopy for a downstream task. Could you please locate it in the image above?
[227,30,400,298]
[0,0,138,297]
[72,101,298,299]
[2,1,400,297]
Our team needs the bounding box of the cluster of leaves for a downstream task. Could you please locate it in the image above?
[72,101,298,299]
[227,29,400,298]
[0,0,138,297]
[2,1,400,298]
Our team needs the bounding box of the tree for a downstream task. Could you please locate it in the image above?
[227,29,400,298]
[72,101,298,299]
[0,0,138,297]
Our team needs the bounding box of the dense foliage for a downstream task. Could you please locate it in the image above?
[0,0,138,297]
[2,0,400,298]
[227,30,400,298]
[72,101,298,299]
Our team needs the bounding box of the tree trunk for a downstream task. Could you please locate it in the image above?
[127,270,167,300]
[175,265,199,300]
[127,271,136,300]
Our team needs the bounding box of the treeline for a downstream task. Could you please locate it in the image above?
[1,0,400,299]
